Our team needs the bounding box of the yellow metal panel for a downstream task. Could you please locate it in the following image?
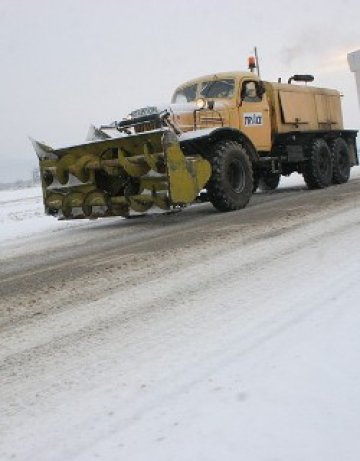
[279,91,312,124]
[315,94,343,127]
[163,131,211,204]
[315,94,328,123]
[328,96,343,126]
[268,82,343,133]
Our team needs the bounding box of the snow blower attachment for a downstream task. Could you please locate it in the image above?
[32,123,211,219]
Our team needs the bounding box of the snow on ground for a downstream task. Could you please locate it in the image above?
[1,168,360,460]
[1,167,360,244]
[0,186,87,242]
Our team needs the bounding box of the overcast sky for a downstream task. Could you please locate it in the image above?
[0,0,359,182]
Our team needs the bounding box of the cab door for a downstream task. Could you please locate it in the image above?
[238,79,271,151]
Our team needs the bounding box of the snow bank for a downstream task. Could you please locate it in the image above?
[0,186,88,243]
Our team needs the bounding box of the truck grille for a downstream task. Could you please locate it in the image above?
[196,110,224,129]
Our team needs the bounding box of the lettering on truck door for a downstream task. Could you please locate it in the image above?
[239,80,271,151]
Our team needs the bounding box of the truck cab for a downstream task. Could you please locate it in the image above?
[171,72,272,152]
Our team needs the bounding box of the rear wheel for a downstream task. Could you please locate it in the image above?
[330,138,350,184]
[303,138,333,189]
[258,171,281,191]
[207,140,253,212]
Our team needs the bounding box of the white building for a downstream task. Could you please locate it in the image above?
[348,49,360,109]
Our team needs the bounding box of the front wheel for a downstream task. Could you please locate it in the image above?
[207,140,253,212]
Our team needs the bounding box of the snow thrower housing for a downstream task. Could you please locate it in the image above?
[32,110,211,219]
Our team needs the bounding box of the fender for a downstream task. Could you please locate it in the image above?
[179,127,259,162]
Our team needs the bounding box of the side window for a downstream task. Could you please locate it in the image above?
[241,81,262,103]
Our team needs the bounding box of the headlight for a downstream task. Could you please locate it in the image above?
[195,98,206,109]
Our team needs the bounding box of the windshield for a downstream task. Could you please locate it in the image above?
[172,84,197,103]
[172,78,236,103]
[200,79,235,98]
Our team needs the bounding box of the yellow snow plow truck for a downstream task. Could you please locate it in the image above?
[32,62,358,219]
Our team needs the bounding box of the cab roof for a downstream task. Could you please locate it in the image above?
[174,71,258,91]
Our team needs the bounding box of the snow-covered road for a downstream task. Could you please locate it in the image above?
[1,173,360,461]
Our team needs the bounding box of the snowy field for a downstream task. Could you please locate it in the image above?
[1,170,360,461]
[0,186,88,243]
